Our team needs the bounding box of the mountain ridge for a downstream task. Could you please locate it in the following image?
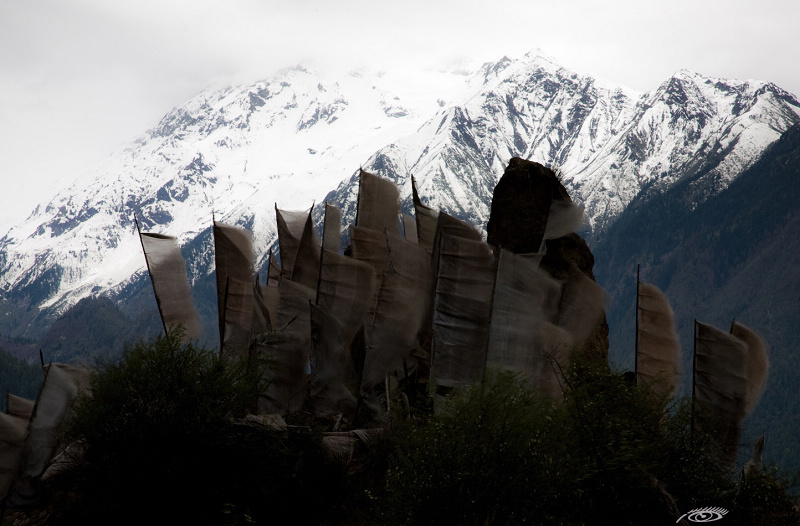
[1,52,798,340]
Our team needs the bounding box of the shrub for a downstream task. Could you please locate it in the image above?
[51,330,345,525]
[380,352,800,525]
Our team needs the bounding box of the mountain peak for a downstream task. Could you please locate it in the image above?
[1,53,798,340]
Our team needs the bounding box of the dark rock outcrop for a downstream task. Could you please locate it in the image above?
[487,158,609,363]
[486,157,571,253]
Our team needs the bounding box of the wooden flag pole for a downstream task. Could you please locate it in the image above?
[634,264,640,381]
[691,319,698,448]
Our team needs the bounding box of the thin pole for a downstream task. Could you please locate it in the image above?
[411,175,426,247]
[220,276,230,354]
[691,319,698,447]
[481,249,501,386]
[355,168,363,227]
[266,248,274,287]
[273,204,281,272]
[428,220,444,395]
[316,203,326,306]
[353,325,366,424]
[135,214,169,336]
[384,229,395,275]
[634,264,640,381]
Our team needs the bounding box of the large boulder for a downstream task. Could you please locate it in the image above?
[486,158,571,253]
[487,158,609,364]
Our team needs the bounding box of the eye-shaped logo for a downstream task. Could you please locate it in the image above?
[676,506,728,523]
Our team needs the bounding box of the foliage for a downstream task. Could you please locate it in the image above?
[378,351,800,525]
[38,333,800,525]
[52,330,347,525]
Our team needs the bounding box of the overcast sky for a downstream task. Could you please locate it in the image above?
[1,0,798,229]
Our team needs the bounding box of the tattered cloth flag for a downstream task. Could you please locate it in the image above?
[744,433,766,477]
[402,213,418,245]
[386,232,434,341]
[6,394,35,421]
[431,233,496,388]
[360,272,427,419]
[636,282,682,399]
[7,363,91,507]
[310,303,358,420]
[0,403,31,501]
[411,176,438,252]
[251,276,273,336]
[275,206,310,280]
[487,250,571,398]
[266,249,281,285]
[554,262,604,353]
[317,249,380,346]
[731,321,769,417]
[0,393,37,499]
[542,197,585,244]
[386,232,435,381]
[356,169,400,236]
[139,232,203,341]
[435,211,482,243]
[288,207,321,291]
[430,211,484,289]
[350,226,391,273]
[694,321,748,471]
[221,276,256,357]
[213,221,255,357]
[323,203,343,253]
[256,279,315,416]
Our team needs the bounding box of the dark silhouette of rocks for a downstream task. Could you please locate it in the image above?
[487,158,570,253]
[488,158,609,364]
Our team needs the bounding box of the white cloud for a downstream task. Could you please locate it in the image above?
[1,0,798,229]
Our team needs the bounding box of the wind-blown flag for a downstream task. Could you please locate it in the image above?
[730,321,769,417]
[411,176,438,252]
[275,206,310,280]
[213,221,254,356]
[7,363,91,506]
[636,282,682,399]
[310,303,358,419]
[289,208,321,291]
[356,170,400,236]
[694,321,748,471]
[431,233,496,387]
[487,250,571,398]
[317,249,380,346]
[323,203,342,253]
[256,279,315,416]
[139,232,203,341]
[350,226,391,273]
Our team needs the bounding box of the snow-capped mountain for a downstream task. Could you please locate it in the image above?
[1,51,798,338]
[329,55,800,237]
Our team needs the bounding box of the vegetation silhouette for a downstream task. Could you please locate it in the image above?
[31,333,799,525]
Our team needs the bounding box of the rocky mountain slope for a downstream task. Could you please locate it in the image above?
[1,51,798,341]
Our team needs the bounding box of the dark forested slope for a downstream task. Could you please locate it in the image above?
[593,123,800,473]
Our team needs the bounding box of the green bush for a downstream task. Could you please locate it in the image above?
[379,353,800,525]
[40,332,799,525]
[52,330,346,526]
